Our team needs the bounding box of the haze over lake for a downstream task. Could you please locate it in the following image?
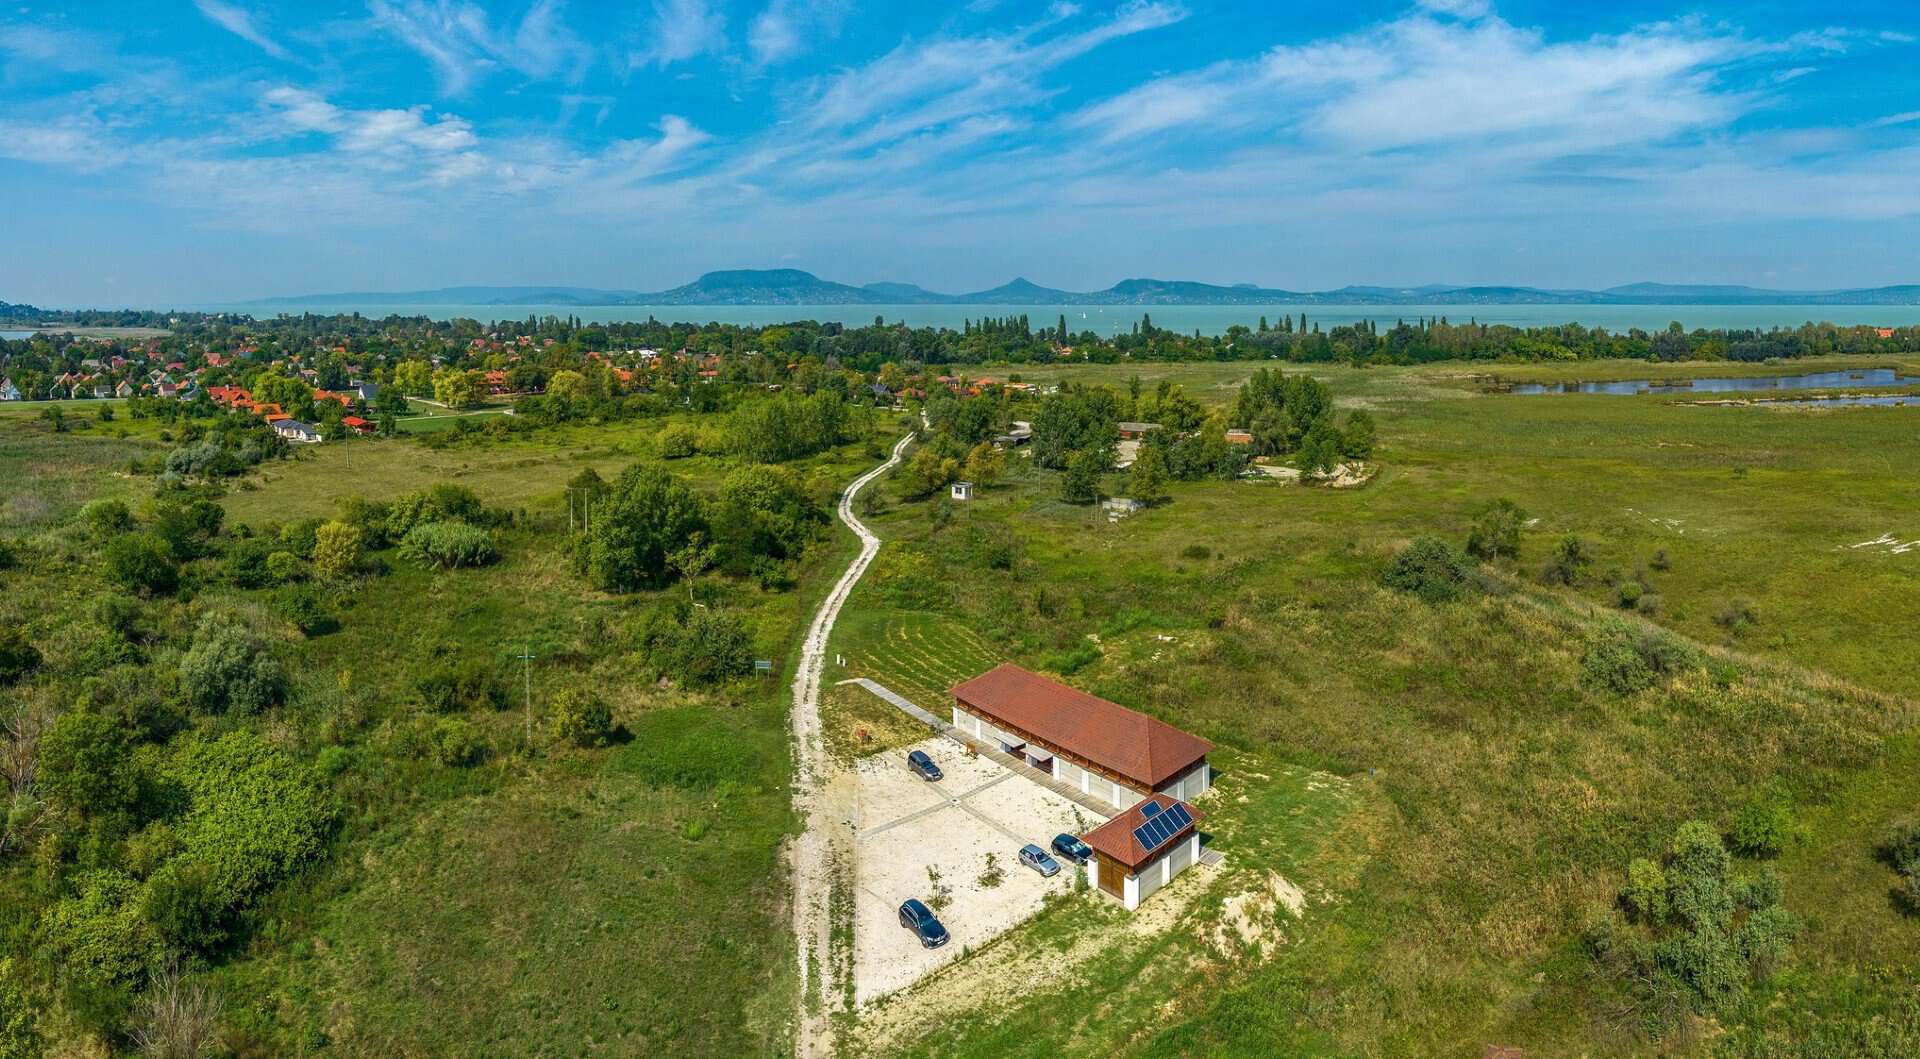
[199,302,1920,337]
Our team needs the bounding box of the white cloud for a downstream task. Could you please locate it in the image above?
[367,0,591,94]
[749,0,853,65]
[1074,9,1753,154]
[194,1,290,60]
[630,0,727,70]
[1871,110,1920,128]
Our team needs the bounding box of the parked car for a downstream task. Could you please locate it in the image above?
[1018,843,1062,877]
[906,749,943,781]
[898,898,949,948]
[1050,833,1093,865]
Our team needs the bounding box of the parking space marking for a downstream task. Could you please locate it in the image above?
[862,771,1014,839]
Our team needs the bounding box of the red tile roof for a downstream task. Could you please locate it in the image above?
[949,663,1211,788]
[1080,793,1202,871]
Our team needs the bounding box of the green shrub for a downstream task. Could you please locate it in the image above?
[429,717,487,765]
[1729,798,1797,858]
[1581,621,1699,696]
[1179,544,1210,561]
[265,551,304,583]
[272,584,337,637]
[311,520,363,580]
[658,423,697,458]
[0,625,39,686]
[222,537,276,588]
[41,870,161,989]
[1041,641,1100,676]
[139,859,227,953]
[399,521,498,570]
[0,536,16,571]
[277,517,323,559]
[640,608,753,687]
[385,483,485,539]
[1593,820,1799,1020]
[179,613,286,715]
[160,731,337,921]
[1382,535,1473,604]
[1465,497,1526,560]
[0,957,41,1059]
[78,498,133,537]
[413,657,505,713]
[1539,533,1592,586]
[37,709,138,816]
[105,534,178,597]
[549,690,613,748]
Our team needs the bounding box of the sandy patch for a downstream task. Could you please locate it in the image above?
[1209,872,1306,957]
[1843,532,1920,555]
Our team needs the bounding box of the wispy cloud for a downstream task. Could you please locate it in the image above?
[749,0,853,65]
[367,0,591,94]
[194,0,290,60]
[630,0,728,70]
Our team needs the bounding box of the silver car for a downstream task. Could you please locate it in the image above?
[1018,843,1061,877]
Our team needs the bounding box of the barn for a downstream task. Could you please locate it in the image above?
[1080,793,1204,909]
[948,663,1213,808]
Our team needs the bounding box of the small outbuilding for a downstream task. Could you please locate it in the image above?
[1080,793,1204,910]
[1117,421,1162,439]
[950,481,974,501]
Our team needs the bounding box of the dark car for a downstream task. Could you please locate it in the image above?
[1019,843,1062,877]
[906,749,943,781]
[898,899,949,948]
[1051,833,1094,864]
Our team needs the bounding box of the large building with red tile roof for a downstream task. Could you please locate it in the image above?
[948,663,1213,809]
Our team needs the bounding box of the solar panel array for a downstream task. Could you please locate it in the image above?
[1139,802,1161,819]
[1131,801,1194,855]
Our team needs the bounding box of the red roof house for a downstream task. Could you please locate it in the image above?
[948,663,1213,808]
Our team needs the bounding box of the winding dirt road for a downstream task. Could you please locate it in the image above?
[789,430,914,1059]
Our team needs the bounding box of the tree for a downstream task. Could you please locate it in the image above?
[1466,498,1527,560]
[585,462,708,591]
[896,448,958,499]
[1060,450,1102,504]
[432,368,483,410]
[1540,534,1592,585]
[546,369,587,403]
[393,360,433,397]
[1342,409,1377,459]
[1126,444,1170,505]
[961,441,1005,487]
[179,613,285,715]
[1296,423,1343,480]
[311,520,362,581]
[106,534,178,597]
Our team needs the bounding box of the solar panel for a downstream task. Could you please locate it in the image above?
[1140,802,1162,819]
[1131,802,1194,856]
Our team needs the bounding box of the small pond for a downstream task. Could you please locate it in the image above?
[0,330,36,341]
[1508,368,1917,395]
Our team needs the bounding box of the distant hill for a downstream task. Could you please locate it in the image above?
[1,300,49,320]
[252,271,1920,307]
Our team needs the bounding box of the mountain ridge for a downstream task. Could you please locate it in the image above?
[245,271,1920,308]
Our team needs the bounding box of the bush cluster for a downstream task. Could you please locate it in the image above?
[1588,821,1800,1023]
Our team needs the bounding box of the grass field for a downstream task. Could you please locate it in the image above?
[0,402,902,1058]
[825,361,1920,1056]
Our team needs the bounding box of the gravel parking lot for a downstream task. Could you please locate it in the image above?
[852,737,1107,1004]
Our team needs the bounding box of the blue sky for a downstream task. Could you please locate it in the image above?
[1,0,1917,305]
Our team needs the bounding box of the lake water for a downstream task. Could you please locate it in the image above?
[198,302,1920,337]
[1762,394,1920,408]
[1509,368,1919,395]
[0,330,35,340]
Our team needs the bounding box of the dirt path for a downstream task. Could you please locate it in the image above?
[789,430,915,1059]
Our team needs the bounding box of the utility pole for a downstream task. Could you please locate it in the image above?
[514,644,536,747]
